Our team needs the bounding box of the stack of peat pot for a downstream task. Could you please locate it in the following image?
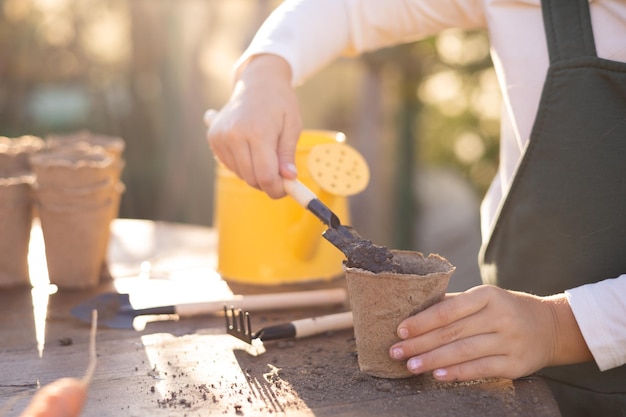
[29,132,126,289]
[0,136,44,287]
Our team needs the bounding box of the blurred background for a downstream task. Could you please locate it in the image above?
[0,0,501,289]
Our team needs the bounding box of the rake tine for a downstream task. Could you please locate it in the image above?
[224,304,232,331]
[224,307,354,345]
[239,309,245,333]
[224,305,254,344]
[232,306,239,330]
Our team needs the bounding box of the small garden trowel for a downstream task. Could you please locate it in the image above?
[283,178,400,273]
[283,140,400,273]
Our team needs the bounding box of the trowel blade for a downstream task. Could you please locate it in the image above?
[322,224,363,253]
[322,226,401,274]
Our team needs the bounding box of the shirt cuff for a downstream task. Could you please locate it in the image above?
[565,275,626,371]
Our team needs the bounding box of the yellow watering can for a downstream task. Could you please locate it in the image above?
[213,130,369,285]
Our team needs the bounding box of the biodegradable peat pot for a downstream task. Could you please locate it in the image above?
[345,250,455,378]
[38,200,114,289]
[0,174,34,204]
[0,135,45,176]
[0,175,35,287]
[33,178,119,207]
[29,145,118,189]
[46,130,126,160]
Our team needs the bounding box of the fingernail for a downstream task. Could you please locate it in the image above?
[285,163,297,176]
[390,347,403,360]
[407,357,423,373]
[398,327,409,339]
[433,368,448,379]
[203,109,218,126]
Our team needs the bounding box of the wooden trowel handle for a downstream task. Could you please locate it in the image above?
[174,288,347,317]
[283,178,316,207]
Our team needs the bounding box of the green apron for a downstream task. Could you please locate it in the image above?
[478,0,626,415]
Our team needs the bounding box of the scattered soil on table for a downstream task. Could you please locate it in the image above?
[131,323,550,417]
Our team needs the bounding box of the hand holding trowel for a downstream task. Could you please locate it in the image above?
[204,109,401,273]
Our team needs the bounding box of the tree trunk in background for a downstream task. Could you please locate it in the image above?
[154,0,213,225]
[351,47,421,250]
[350,60,395,247]
[123,0,215,225]
[393,74,419,251]
[121,0,170,222]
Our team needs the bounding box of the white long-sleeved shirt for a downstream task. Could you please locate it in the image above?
[235,0,626,371]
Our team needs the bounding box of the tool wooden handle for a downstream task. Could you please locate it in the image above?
[292,311,353,338]
[174,288,347,317]
[283,178,317,208]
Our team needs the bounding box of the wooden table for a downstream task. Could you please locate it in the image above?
[0,219,562,417]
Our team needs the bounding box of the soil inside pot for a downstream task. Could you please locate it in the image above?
[341,239,402,273]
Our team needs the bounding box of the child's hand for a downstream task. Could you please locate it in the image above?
[207,54,301,199]
[389,285,592,381]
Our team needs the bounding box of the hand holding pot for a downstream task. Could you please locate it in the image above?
[389,285,593,381]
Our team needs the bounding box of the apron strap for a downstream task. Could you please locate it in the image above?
[541,0,597,63]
